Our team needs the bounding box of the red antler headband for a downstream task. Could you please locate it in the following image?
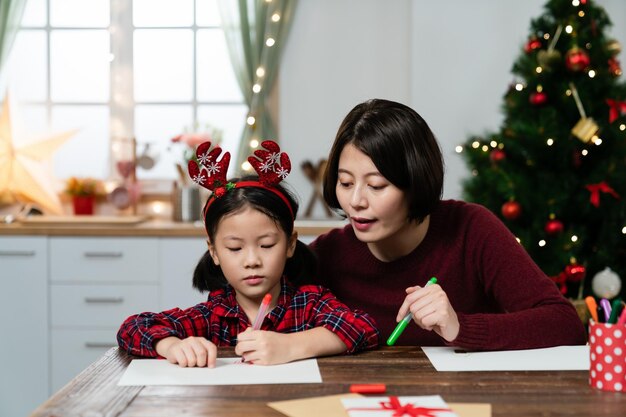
[187,140,294,219]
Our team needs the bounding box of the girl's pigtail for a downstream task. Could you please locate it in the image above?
[285,240,318,286]
[192,250,228,293]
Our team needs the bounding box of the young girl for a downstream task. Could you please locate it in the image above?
[310,98,587,350]
[117,140,379,367]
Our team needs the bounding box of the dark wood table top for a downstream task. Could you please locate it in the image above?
[30,346,624,417]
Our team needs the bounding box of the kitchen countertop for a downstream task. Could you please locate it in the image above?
[0,217,347,237]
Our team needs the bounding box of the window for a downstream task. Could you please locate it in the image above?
[7,0,246,181]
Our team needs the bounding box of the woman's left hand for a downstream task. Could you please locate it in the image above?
[396,283,460,342]
[235,328,292,365]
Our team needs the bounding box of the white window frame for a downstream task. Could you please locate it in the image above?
[15,0,243,182]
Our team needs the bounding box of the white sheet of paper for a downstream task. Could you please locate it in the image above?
[117,358,322,386]
[342,395,458,417]
[422,345,590,372]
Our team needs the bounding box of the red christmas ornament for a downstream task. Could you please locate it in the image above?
[565,47,591,72]
[524,37,542,53]
[501,201,522,220]
[608,57,622,77]
[544,219,564,235]
[565,263,586,283]
[490,149,506,163]
[529,91,548,106]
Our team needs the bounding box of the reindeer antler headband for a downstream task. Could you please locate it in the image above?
[188,140,294,219]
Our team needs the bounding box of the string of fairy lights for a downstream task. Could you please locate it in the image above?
[240,0,282,173]
[455,0,626,250]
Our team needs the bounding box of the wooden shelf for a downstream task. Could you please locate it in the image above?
[0,217,345,237]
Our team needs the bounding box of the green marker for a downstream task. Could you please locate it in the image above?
[386,277,437,346]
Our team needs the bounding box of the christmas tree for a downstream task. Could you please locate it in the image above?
[461,0,626,301]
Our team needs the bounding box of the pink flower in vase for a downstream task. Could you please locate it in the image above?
[171,133,213,147]
[170,125,223,186]
[171,133,214,165]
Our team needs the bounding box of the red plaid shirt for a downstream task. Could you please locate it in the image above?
[117,278,379,357]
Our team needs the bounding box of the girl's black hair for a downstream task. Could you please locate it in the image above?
[192,175,317,292]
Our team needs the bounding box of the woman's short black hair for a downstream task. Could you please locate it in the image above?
[323,98,444,224]
[192,175,316,292]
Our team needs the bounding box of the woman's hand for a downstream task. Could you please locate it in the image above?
[155,336,218,368]
[396,284,460,342]
[235,328,293,365]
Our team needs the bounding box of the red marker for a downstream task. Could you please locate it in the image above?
[241,293,273,363]
[252,293,273,330]
[349,384,387,394]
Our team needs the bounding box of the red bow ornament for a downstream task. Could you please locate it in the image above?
[585,181,620,208]
[606,99,626,123]
[346,396,453,417]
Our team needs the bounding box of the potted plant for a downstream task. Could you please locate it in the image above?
[65,177,104,215]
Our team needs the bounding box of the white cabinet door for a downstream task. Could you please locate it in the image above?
[48,237,160,391]
[159,237,208,309]
[50,329,119,392]
[0,236,49,417]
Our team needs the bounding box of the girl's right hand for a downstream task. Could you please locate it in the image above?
[155,336,218,368]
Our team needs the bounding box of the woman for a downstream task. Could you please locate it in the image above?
[310,98,586,350]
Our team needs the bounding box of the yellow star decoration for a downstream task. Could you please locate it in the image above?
[0,95,77,214]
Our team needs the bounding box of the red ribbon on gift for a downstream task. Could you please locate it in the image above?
[585,182,620,208]
[606,99,626,123]
[346,396,452,417]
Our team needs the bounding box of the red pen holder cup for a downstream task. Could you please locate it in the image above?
[589,320,626,392]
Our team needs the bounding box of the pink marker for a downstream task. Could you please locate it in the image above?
[252,293,273,330]
[241,293,273,363]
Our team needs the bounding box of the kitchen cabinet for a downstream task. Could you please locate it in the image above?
[0,237,48,417]
[49,237,161,391]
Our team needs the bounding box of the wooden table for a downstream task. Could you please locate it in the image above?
[30,347,624,417]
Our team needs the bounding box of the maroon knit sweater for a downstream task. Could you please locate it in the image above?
[309,200,587,350]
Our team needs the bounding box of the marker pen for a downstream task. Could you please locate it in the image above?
[241,293,272,362]
[386,277,437,346]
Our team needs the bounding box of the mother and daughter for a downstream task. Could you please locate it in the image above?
[118,98,586,366]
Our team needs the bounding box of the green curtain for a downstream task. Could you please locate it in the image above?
[217,0,297,173]
[0,0,27,76]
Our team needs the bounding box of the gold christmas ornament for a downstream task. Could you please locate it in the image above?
[569,83,599,143]
[571,118,599,143]
[537,49,562,69]
[537,25,563,71]
[606,39,622,56]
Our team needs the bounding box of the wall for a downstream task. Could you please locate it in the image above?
[280,0,626,217]
[280,0,411,217]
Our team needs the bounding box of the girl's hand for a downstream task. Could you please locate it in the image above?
[235,328,292,365]
[155,336,218,368]
[396,284,460,342]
